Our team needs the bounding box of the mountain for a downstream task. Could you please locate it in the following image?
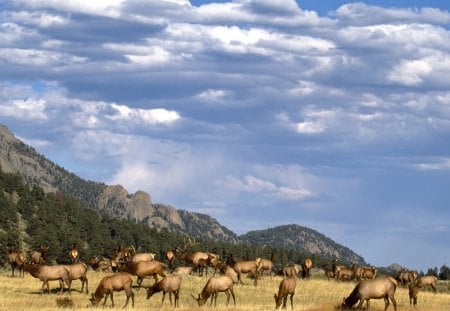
[0,124,365,263]
[0,125,238,244]
[240,224,366,265]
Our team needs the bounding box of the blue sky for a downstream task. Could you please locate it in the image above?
[0,0,449,270]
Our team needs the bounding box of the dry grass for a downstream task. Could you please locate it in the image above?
[0,269,449,310]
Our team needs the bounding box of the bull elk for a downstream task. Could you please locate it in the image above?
[89,257,112,273]
[7,249,25,278]
[191,275,236,307]
[274,276,296,310]
[68,244,79,264]
[146,275,181,307]
[25,263,70,294]
[90,272,134,308]
[175,237,219,276]
[342,276,397,310]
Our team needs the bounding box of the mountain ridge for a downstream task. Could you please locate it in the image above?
[0,124,365,263]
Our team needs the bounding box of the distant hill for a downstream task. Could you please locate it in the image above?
[0,124,365,263]
[239,224,366,265]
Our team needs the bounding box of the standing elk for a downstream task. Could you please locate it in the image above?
[191,275,236,307]
[341,276,397,310]
[256,253,275,279]
[283,264,301,277]
[396,268,417,286]
[146,274,181,307]
[25,263,70,294]
[89,257,112,272]
[68,244,79,264]
[120,260,166,289]
[415,275,438,292]
[7,249,25,277]
[301,258,313,279]
[360,267,377,280]
[274,276,296,310]
[409,284,419,306]
[30,245,49,265]
[66,263,89,294]
[166,249,176,271]
[232,258,259,286]
[175,237,219,276]
[90,272,134,308]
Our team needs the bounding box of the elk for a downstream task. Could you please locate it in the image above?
[232,259,259,286]
[351,264,364,281]
[90,272,134,308]
[283,264,301,277]
[396,268,417,286]
[30,245,49,265]
[335,265,354,281]
[301,258,313,279]
[88,257,112,272]
[120,260,166,289]
[25,263,70,294]
[146,275,181,307]
[174,266,194,275]
[415,275,437,292]
[131,252,155,263]
[66,263,89,294]
[68,244,79,264]
[111,246,133,272]
[274,276,296,310]
[166,249,176,271]
[191,275,236,307]
[409,284,419,306]
[341,276,397,310]
[175,237,218,276]
[7,249,25,277]
[256,253,275,279]
[360,267,377,280]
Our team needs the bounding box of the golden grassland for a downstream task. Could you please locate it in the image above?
[0,269,449,311]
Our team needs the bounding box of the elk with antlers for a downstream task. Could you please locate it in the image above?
[175,237,219,276]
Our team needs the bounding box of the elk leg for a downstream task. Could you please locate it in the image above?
[290,293,294,310]
[137,276,143,289]
[230,288,236,307]
[162,291,167,306]
[102,293,109,306]
[109,292,114,307]
[282,295,287,309]
[175,290,179,308]
[225,289,230,306]
[431,283,437,293]
[389,295,397,311]
[355,298,364,310]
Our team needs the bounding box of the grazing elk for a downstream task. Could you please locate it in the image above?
[274,276,296,310]
[68,244,79,264]
[301,258,313,279]
[7,249,25,277]
[396,268,417,286]
[415,275,438,292]
[90,272,134,308]
[89,257,112,272]
[146,275,181,307]
[283,264,301,277]
[30,245,49,265]
[191,275,236,307]
[256,253,275,279]
[341,276,397,310]
[120,260,166,289]
[232,258,259,286]
[66,263,89,294]
[25,263,70,294]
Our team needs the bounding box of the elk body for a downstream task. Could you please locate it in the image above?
[166,250,176,271]
[176,237,219,276]
[415,275,437,292]
[232,260,259,286]
[89,257,112,272]
[256,253,274,279]
[341,276,397,310]
[283,264,301,277]
[121,260,166,289]
[174,266,194,275]
[409,284,419,306]
[146,275,181,307]
[396,269,417,286]
[131,252,155,263]
[25,263,70,294]
[301,258,313,279]
[30,245,49,265]
[66,263,89,293]
[360,267,377,280]
[274,276,296,310]
[336,266,354,281]
[191,275,236,307]
[68,244,79,264]
[90,272,134,308]
[8,249,25,277]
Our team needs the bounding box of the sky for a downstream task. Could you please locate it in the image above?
[0,0,449,271]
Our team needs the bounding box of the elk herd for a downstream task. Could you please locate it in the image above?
[5,239,441,309]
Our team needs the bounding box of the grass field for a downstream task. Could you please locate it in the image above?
[0,269,449,310]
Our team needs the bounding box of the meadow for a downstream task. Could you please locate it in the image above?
[0,269,449,310]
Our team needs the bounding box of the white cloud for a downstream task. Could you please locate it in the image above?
[0,48,86,66]
[414,158,450,171]
[108,104,181,125]
[0,98,47,121]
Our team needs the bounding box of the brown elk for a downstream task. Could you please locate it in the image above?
[283,264,301,277]
[415,275,438,292]
[7,249,25,277]
[341,276,397,310]
[360,267,377,280]
[68,244,79,264]
[131,252,155,263]
[90,272,134,308]
[111,246,133,271]
[274,276,296,310]
[396,268,417,286]
[25,263,70,294]
[174,266,194,275]
[30,245,49,265]
[232,259,259,286]
[191,275,236,307]
[88,257,112,272]
[301,258,313,279]
[146,275,181,307]
[336,266,354,281]
[256,253,275,279]
[66,263,89,293]
[166,249,176,270]
[175,237,218,276]
[409,284,419,306]
[120,260,166,289]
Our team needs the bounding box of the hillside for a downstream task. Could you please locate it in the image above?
[0,124,365,263]
[239,224,365,265]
